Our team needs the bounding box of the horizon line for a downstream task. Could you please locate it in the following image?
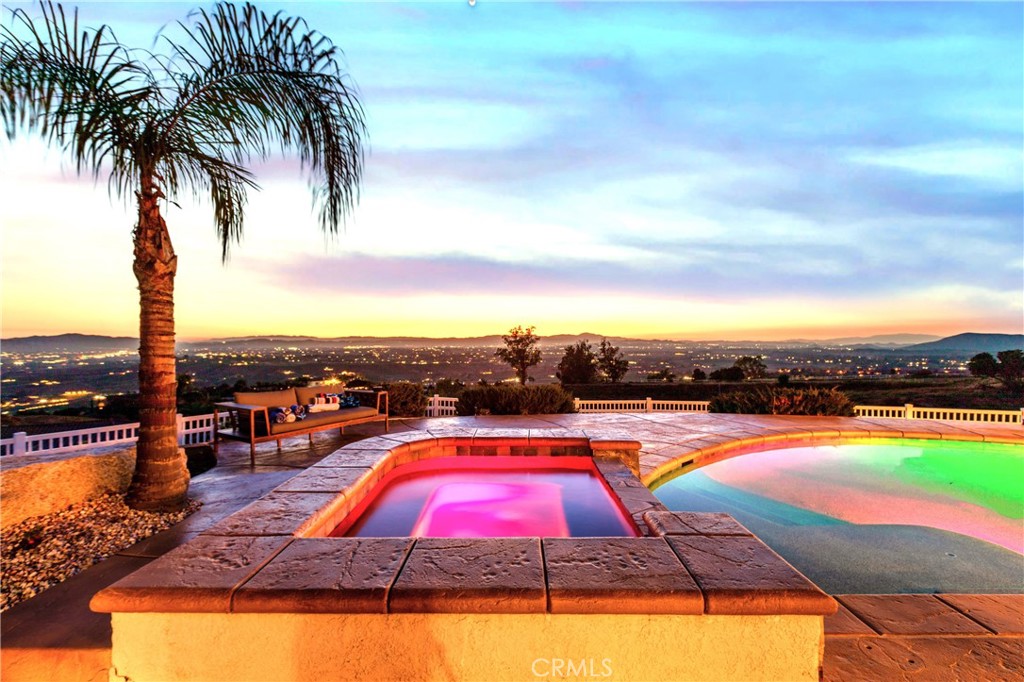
[5,329,1023,345]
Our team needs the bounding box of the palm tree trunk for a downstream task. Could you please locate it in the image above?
[126,178,189,511]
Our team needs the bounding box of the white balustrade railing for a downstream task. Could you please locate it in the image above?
[573,398,710,414]
[425,395,459,417]
[0,412,234,457]
[0,422,139,457]
[2,400,1020,458]
[852,405,908,419]
[854,403,1023,425]
[178,412,234,446]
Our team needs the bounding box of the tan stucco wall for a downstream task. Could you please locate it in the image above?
[0,445,136,529]
[110,612,824,682]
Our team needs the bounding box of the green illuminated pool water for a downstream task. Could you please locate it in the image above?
[653,439,1024,594]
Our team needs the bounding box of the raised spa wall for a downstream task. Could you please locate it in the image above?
[92,429,836,682]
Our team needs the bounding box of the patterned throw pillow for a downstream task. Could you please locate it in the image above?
[308,393,341,413]
[268,407,296,424]
[339,395,361,409]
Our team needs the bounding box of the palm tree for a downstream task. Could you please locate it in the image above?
[1,2,366,511]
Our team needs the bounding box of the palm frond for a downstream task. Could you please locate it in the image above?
[158,2,366,256]
[1,1,157,193]
[2,2,366,261]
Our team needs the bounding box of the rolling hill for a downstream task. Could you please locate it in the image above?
[905,333,1024,354]
[0,333,138,353]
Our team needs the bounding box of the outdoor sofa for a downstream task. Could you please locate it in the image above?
[214,386,389,463]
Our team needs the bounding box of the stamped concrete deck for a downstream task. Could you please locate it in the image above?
[2,413,1021,681]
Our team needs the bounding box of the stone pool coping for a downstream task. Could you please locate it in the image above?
[90,429,836,618]
[4,414,1015,682]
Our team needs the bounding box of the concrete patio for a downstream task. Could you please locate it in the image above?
[1,412,1021,681]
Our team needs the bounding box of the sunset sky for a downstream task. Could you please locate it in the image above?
[2,1,1021,342]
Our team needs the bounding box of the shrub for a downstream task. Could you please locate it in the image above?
[997,349,1024,390]
[970,350,1024,390]
[432,378,466,398]
[709,387,854,416]
[734,355,767,380]
[383,381,428,417]
[708,387,773,414]
[968,352,998,378]
[708,366,744,382]
[455,384,575,416]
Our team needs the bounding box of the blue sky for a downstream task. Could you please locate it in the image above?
[2,1,1021,340]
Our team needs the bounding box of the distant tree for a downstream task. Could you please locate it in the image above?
[709,366,745,382]
[967,352,998,378]
[597,339,629,383]
[176,373,195,398]
[495,325,542,385]
[103,394,141,421]
[647,369,676,383]
[996,350,1024,390]
[734,355,767,380]
[556,340,598,384]
[777,373,790,386]
[691,368,706,381]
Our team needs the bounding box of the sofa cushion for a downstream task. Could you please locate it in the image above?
[269,406,379,435]
[295,385,338,405]
[235,389,298,407]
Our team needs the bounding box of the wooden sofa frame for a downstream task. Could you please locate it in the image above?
[213,389,389,464]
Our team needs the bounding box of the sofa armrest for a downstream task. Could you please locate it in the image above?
[344,389,389,415]
[214,401,271,438]
[215,401,267,413]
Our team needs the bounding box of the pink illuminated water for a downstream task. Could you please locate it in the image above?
[332,457,637,538]
[412,482,570,537]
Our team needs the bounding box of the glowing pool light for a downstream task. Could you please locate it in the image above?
[412,482,569,537]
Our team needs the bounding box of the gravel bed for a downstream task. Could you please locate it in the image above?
[1,494,200,611]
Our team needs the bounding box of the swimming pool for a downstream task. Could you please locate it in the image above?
[332,456,638,538]
[652,439,1024,594]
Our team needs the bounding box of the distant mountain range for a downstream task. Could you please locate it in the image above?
[0,333,138,353]
[187,334,628,349]
[903,333,1024,354]
[786,333,941,347]
[2,331,1020,354]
